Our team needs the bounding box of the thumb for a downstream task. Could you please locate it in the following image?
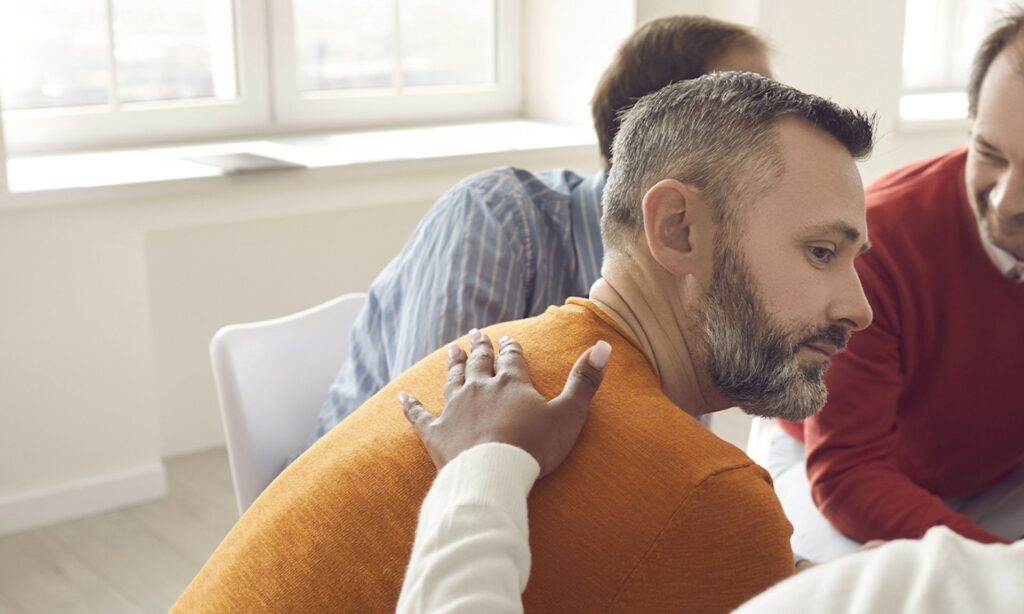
[553,341,611,412]
[398,392,435,440]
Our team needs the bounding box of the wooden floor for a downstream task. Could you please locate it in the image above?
[0,449,237,614]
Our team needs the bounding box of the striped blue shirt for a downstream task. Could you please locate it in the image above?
[304,167,606,448]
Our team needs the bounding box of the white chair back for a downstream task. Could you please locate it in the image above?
[210,292,367,515]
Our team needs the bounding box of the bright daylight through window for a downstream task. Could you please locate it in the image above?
[0,0,515,154]
[0,1,237,111]
[901,0,1015,122]
[293,0,494,92]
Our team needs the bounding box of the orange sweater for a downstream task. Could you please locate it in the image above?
[174,299,794,613]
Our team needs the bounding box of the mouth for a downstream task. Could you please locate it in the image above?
[994,212,1024,229]
[802,343,838,358]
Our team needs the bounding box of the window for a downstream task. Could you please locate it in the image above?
[269,0,520,129]
[0,0,270,153]
[900,0,1014,123]
[0,0,520,154]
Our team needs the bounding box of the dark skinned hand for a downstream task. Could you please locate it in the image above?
[398,329,611,478]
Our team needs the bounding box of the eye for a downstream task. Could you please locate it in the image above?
[807,245,835,264]
[977,148,1007,164]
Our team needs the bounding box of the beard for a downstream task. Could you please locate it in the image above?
[696,242,849,422]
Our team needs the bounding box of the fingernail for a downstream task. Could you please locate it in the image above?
[397,392,409,404]
[499,335,510,345]
[448,345,459,360]
[469,328,482,343]
[588,340,611,369]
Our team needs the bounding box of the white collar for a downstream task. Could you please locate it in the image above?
[976,215,1024,281]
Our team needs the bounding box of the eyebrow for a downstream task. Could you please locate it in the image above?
[800,221,872,254]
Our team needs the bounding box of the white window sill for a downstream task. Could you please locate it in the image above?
[1,120,596,208]
[898,116,971,133]
[897,92,972,133]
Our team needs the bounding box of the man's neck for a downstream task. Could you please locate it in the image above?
[587,261,732,418]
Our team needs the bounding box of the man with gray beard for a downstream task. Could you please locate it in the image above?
[393,71,876,612]
[697,238,852,423]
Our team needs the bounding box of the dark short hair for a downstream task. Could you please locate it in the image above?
[591,15,768,170]
[601,72,875,255]
[968,7,1024,118]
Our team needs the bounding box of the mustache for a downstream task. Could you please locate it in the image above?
[795,325,850,353]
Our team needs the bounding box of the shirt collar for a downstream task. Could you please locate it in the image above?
[976,215,1024,282]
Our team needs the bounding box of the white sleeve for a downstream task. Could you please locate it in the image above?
[397,443,540,614]
[734,526,1024,614]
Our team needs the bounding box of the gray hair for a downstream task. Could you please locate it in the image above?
[600,72,875,254]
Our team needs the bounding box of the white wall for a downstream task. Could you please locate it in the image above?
[145,203,433,455]
[1,0,978,533]
[1,196,166,531]
[637,0,759,25]
[523,0,637,128]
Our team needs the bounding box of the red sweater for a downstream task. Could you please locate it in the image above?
[779,149,1024,544]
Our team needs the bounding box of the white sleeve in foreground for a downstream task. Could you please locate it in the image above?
[734,526,1024,614]
[397,443,541,614]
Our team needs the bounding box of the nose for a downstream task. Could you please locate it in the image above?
[990,168,1024,223]
[829,266,873,334]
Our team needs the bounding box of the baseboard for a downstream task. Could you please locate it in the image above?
[0,462,168,536]
[160,425,226,459]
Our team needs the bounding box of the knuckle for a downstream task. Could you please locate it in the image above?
[494,370,517,385]
[573,365,602,390]
[469,349,494,363]
[498,344,523,358]
[474,342,494,354]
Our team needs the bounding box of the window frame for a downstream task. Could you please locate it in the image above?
[1,0,522,155]
[899,0,1011,125]
[2,1,272,155]
[902,0,962,95]
[268,0,522,130]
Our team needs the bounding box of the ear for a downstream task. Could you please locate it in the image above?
[641,179,708,276]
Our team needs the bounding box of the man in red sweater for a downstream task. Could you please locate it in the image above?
[770,9,1024,563]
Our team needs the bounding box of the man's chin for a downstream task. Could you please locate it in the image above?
[993,235,1024,260]
[738,399,824,422]
[984,217,1024,259]
[736,382,827,422]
